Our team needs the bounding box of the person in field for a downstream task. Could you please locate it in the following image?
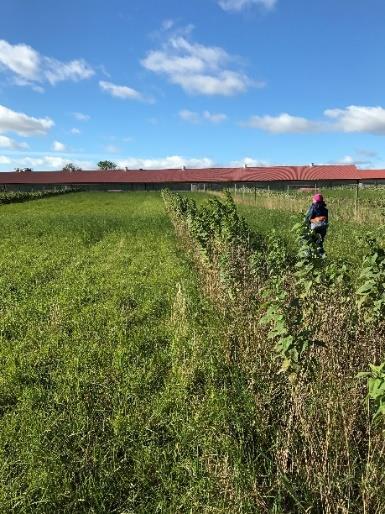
[305,193,328,256]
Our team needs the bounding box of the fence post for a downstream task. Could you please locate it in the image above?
[355,180,359,218]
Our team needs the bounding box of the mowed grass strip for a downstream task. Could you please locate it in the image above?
[0,192,263,513]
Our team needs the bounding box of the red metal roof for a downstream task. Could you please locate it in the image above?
[0,165,370,184]
[356,170,385,180]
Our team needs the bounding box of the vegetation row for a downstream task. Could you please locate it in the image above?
[0,188,80,205]
[162,188,385,512]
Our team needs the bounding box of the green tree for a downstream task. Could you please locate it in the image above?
[97,160,117,170]
[63,163,82,172]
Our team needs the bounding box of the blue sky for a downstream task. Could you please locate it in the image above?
[1,0,385,170]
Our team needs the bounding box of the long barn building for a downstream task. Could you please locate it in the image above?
[1,165,385,191]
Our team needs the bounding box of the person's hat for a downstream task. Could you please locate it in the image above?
[312,194,323,203]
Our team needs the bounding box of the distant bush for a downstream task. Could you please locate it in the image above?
[0,188,80,205]
[62,163,82,172]
[97,160,117,170]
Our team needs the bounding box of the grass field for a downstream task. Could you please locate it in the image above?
[0,192,253,512]
[1,190,385,513]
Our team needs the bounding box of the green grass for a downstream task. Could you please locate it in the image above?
[236,203,372,264]
[2,189,383,512]
[0,192,250,512]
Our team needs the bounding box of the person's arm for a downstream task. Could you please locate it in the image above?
[305,205,313,225]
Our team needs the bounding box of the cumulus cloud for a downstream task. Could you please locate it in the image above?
[243,105,385,135]
[117,155,214,169]
[0,104,54,136]
[333,152,378,169]
[179,110,200,123]
[203,110,227,123]
[0,39,94,88]
[52,141,66,152]
[218,0,277,11]
[99,80,144,101]
[72,112,90,121]
[230,157,271,167]
[0,156,11,165]
[70,128,81,134]
[4,155,94,171]
[324,106,385,134]
[0,135,29,149]
[142,35,259,96]
[179,109,227,123]
[243,113,322,133]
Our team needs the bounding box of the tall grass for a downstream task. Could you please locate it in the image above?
[228,186,385,223]
[163,189,385,513]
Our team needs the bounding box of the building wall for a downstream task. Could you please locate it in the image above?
[2,179,365,193]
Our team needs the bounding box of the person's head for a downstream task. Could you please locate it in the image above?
[312,193,324,204]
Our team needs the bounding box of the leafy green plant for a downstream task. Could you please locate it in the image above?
[356,235,385,322]
[259,298,314,377]
[357,362,385,420]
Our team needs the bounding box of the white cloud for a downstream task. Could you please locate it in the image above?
[72,112,90,121]
[336,155,369,166]
[99,80,143,101]
[230,157,271,167]
[333,153,377,168]
[340,155,355,164]
[5,155,93,171]
[179,110,200,123]
[0,104,54,136]
[203,110,227,123]
[117,155,214,169]
[0,135,29,149]
[105,144,120,153]
[176,70,254,95]
[44,58,94,85]
[162,19,175,31]
[0,41,40,80]
[70,128,81,134]
[179,109,227,123]
[218,0,277,11]
[0,156,11,165]
[0,39,94,87]
[243,105,385,135]
[52,140,66,152]
[142,35,258,96]
[324,106,385,134]
[243,113,321,133]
